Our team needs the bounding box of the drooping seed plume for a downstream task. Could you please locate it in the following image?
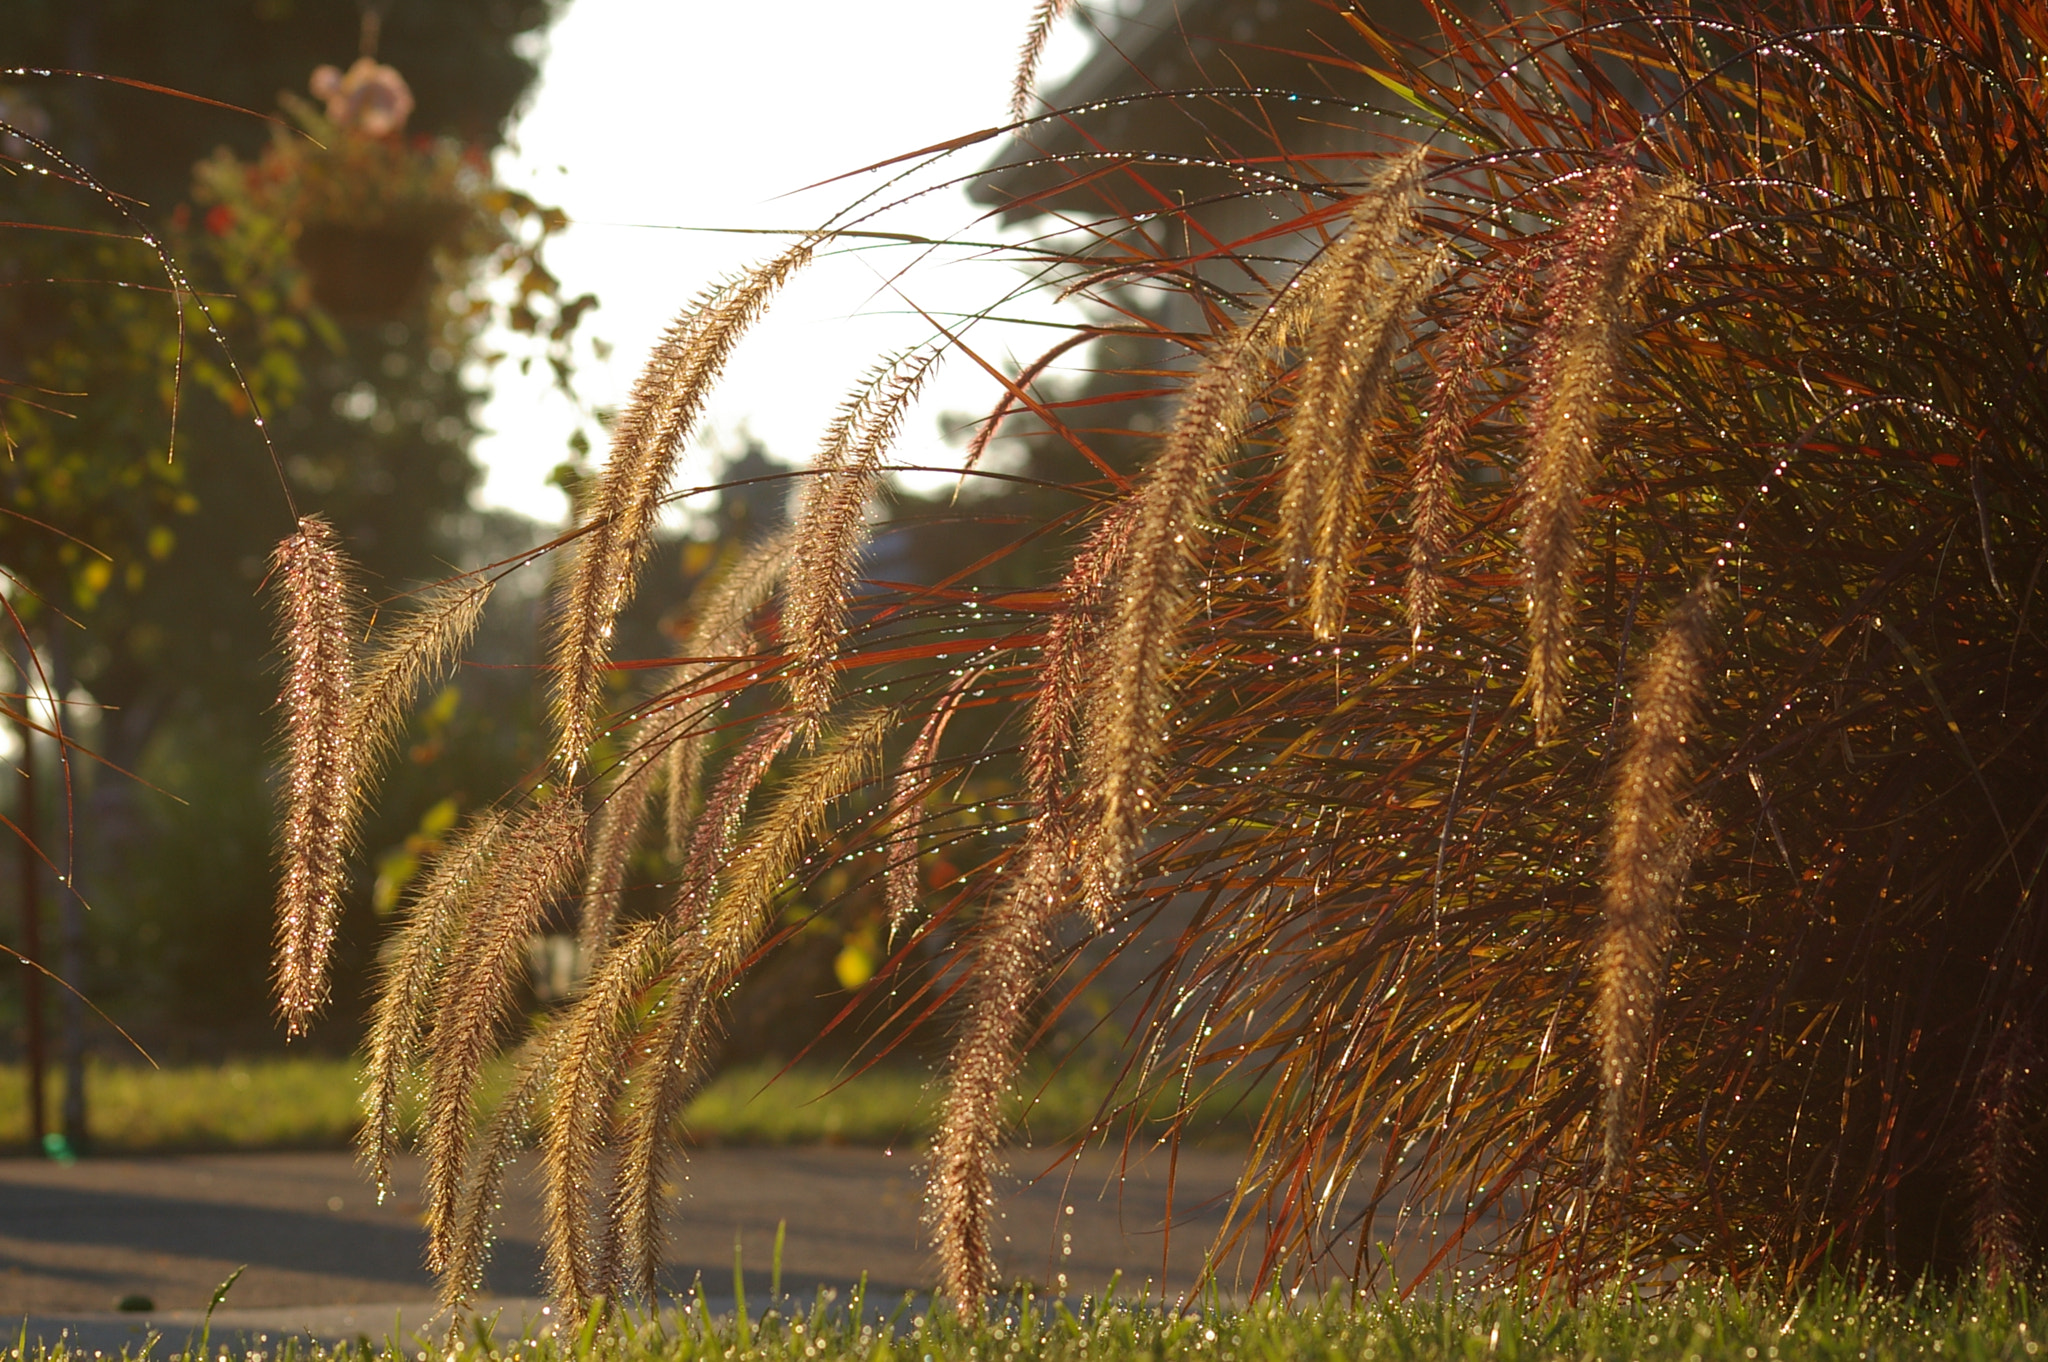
[421,794,584,1272]
[1290,243,1443,640]
[542,918,672,1310]
[270,515,361,1038]
[931,837,1067,1315]
[664,529,793,857]
[580,749,663,962]
[606,951,717,1299]
[551,240,812,775]
[605,710,889,1297]
[1967,1018,2038,1280]
[1406,251,1551,643]
[1077,290,1303,923]
[359,805,514,1198]
[1010,0,1075,122]
[1522,169,1691,735]
[699,708,890,974]
[785,349,941,720]
[1027,502,1137,812]
[1596,582,1715,1181]
[886,672,980,934]
[572,535,792,957]
[672,718,799,926]
[442,1026,564,1311]
[1279,147,1428,635]
[348,575,492,784]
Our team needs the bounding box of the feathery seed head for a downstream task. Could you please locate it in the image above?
[1078,293,1299,923]
[270,515,361,1038]
[786,350,941,719]
[1522,170,1695,737]
[550,241,812,776]
[931,838,1069,1315]
[1596,582,1717,1182]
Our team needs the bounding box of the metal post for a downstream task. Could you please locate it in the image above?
[47,635,85,1154]
[14,702,45,1153]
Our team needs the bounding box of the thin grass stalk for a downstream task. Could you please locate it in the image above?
[421,794,584,1271]
[931,838,1067,1315]
[785,350,942,720]
[542,919,673,1310]
[270,515,360,1037]
[1596,584,1716,1181]
[1522,169,1691,736]
[1278,149,1427,622]
[606,709,889,1294]
[551,241,812,775]
[358,805,515,1199]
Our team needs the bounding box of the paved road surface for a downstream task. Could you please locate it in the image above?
[0,1144,1283,1351]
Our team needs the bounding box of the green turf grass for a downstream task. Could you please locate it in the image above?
[12,1274,2046,1360]
[0,1058,1257,1153]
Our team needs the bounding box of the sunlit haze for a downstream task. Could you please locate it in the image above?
[472,1,1099,524]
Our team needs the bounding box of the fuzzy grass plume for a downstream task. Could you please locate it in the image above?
[603,710,889,1300]
[270,516,361,1037]
[786,351,940,720]
[930,838,1067,1315]
[1406,252,1550,643]
[1968,1018,2039,1279]
[349,577,492,783]
[420,794,583,1272]
[664,530,794,857]
[1279,148,1429,637]
[583,534,797,959]
[1010,0,1075,122]
[551,241,811,775]
[1595,583,1715,1181]
[358,805,514,1198]
[1522,169,1690,735]
[1076,289,1309,921]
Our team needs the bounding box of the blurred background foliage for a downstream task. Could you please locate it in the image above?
[0,0,583,1061]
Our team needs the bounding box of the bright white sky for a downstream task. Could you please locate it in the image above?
[472,0,1099,523]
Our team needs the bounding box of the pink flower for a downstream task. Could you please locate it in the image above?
[309,58,415,137]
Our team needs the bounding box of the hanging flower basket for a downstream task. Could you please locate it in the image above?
[294,206,466,320]
[191,59,484,324]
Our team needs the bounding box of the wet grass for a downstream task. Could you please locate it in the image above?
[18,1275,2047,1360]
[0,1057,1258,1153]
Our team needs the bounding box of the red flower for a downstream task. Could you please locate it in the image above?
[204,204,235,236]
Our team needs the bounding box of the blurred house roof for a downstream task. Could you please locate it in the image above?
[971,0,1424,225]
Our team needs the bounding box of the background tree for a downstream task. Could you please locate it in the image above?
[2,0,580,1063]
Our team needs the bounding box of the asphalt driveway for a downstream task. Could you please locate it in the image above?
[0,1143,1277,1349]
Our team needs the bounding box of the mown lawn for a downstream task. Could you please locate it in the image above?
[0,1057,1257,1153]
